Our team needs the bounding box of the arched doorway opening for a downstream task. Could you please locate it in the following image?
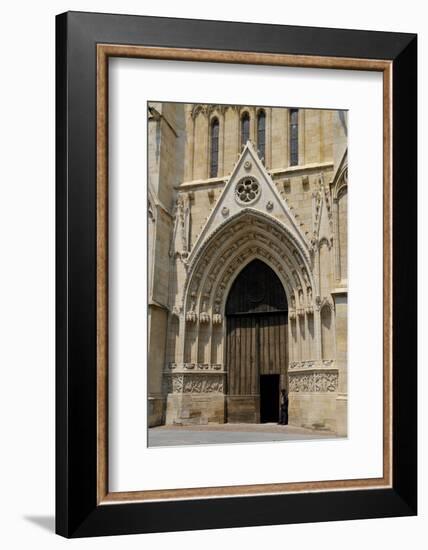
[225,259,288,423]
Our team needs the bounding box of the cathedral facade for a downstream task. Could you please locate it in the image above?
[148,102,348,436]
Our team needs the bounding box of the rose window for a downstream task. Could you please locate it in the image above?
[235,176,260,204]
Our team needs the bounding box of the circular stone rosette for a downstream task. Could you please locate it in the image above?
[235,176,261,205]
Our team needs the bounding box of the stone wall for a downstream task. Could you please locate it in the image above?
[147,102,348,435]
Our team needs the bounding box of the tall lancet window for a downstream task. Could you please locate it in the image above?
[241,112,250,148]
[210,117,219,178]
[289,108,299,166]
[257,110,266,163]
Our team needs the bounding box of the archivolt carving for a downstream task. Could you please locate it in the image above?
[184,210,313,316]
[188,209,310,277]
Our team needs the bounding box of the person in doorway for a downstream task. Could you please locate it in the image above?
[279,389,289,425]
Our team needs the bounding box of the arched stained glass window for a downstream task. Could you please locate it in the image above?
[241,112,250,148]
[210,118,219,178]
[289,108,299,166]
[257,110,266,162]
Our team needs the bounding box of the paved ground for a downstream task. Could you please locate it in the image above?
[148,423,342,447]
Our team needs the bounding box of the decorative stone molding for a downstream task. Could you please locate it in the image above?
[235,176,261,205]
[244,160,252,171]
[199,311,210,324]
[312,172,334,243]
[290,361,315,369]
[289,360,318,370]
[289,371,338,393]
[212,313,223,325]
[266,201,274,211]
[318,236,332,251]
[185,310,197,323]
[288,360,336,373]
[166,373,225,394]
[165,363,224,373]
[171,375,184,393]
[331,152,348,202]
[184,375,224,394]
[171,306,181,317]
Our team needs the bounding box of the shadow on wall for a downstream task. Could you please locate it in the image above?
[23,515,55,533]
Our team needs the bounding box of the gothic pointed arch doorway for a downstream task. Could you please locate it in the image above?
[225,259,289,423]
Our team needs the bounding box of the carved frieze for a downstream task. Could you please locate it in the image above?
[289,371,338,393]
[166,373,225,394]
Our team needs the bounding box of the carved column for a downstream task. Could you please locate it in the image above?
[332,197,341,282]
[313,244,322,360]
[219,110,225,177]
[332,292,347,393]
[184,111,195,182]
[297,314,304,361]
[249,106,256,143]
[288,320,294,363]
[305,313,311,360]
[191,322,199,364]
[206,118,210,179]
[193,110,209,180]
[332,289,348,436]
[177,315,186,365]
[314,307,322,361]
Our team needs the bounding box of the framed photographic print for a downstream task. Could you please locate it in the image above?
[56,11,417,537]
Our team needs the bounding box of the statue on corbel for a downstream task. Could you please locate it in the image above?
[170,191,192,260]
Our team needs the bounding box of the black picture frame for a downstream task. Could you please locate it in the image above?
[56,10,417,538]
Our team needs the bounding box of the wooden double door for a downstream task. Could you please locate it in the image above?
[225,260,288,423]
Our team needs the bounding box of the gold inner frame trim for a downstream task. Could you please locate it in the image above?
[96,43,393,504]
